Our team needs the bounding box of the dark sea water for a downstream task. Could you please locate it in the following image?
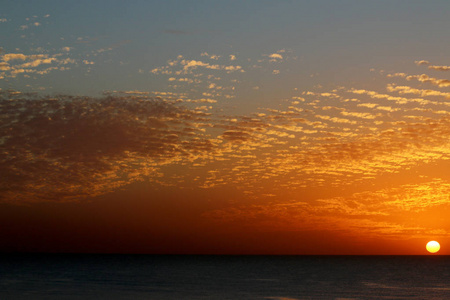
[1,254,450,299]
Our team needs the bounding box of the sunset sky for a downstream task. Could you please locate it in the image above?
[2,0,450,254]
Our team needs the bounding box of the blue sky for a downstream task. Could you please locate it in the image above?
[2,0,450,98]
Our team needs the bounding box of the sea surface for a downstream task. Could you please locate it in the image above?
[1,254,450,299]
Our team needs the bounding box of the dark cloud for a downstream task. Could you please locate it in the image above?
[0,91,213,202]
[220,130,252,142]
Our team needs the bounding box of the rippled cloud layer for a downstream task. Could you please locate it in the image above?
[2,53,450,240]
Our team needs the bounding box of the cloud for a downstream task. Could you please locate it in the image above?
[220,130,252,142]
[0,52,77,79]
[0,92,216,203]
[180,59,243,73]
[6,55,450,216]
[389,72,450,88]
[386,84,450,98]
[2,53,34,61]
[415,60,430,65]
[205,178,450,238]
[415,60,450,71]
[348,87,431,105]
[201,52,220,60]
[428,65,450,71]
[150,53,246,101]
[340,111,378,119]
[406,74,450,87]
[182,59,211,70]
[269,53,283,60]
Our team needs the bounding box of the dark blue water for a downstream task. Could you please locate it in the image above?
[1,254,450,299]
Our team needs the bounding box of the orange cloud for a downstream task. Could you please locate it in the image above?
[428,65,450,71]
[415,60,430,65]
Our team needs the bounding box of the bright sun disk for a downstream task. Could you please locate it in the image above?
[426,241,440,253]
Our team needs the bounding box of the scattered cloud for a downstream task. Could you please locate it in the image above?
[0,51,77,79]
[387,84,450,98]
[5,52,450,241]
[406,74,450,87]
[0,91,215,202]
[414,60,450,71]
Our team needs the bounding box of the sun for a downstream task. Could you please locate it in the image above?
[426,241,440,253]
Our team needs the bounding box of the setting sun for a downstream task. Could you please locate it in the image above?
[426,241,440,254]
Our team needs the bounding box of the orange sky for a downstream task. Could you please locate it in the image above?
[2,1,450,254]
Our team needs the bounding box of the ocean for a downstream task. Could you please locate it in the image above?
[1,254,449,299]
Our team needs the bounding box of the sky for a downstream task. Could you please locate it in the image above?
[2,0,450,254]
